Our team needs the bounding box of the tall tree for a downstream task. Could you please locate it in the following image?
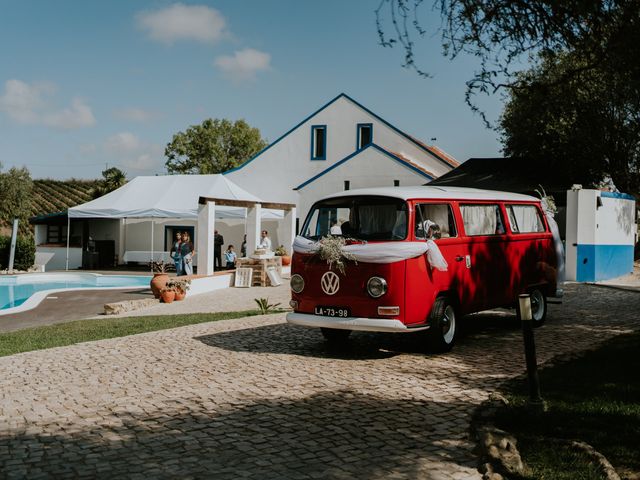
[91,167,127,199]
[375,0,640,124]
[0,164,34,236]
[165,118,268,174]
[500,52,640,198]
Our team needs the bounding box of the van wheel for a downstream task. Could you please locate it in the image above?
[529,288,547,327]
[426,297,457,353]
[320,328,351,343]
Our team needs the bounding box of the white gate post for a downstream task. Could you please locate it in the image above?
[282,207,297,255]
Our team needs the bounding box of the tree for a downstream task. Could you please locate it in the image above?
[375,0,640,124]
[500,51,640,198]
[0,163,34,236]
[165,119,268,174]
[91,167,127,199]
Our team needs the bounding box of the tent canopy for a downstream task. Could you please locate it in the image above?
[68,174,279,219]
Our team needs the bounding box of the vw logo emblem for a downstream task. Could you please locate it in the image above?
[320,271,340,295]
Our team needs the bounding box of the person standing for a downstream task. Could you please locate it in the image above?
[224,245,237,269]
[214,230,224,271]
[180,232,195,275]
[170,231,183,275]
[240,234,247,258]
[258,230,272,251]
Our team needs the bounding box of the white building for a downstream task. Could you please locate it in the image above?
[225,93,458,234]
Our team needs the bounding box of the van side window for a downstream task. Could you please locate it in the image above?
[460,204,506,236]
[507,205,545,233]
[415,203,457,239]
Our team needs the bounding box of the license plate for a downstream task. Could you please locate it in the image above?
[314,306,351,318]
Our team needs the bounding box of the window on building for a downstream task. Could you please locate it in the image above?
[415,204,457,239]
[357,123,373,149]
[344,180,350,191]
[460,204,506,236]
[394,180,400,187]
[506,205,545,233]
[311,125,327,160]
[46,224,68,244]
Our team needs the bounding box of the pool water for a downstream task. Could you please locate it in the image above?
[0,274,152,310]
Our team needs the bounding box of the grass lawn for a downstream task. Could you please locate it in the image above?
[0,310,272,357]
[493,331,640,480]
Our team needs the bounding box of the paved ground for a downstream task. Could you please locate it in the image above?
[1,284,639,479]
[0,289,151,333]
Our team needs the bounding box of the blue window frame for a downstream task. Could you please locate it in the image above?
[310,125,327,160]
[357,123,373,149]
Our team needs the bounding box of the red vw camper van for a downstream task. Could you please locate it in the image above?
[286,186,559,352]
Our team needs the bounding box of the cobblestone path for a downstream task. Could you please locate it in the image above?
[1,284,638,479]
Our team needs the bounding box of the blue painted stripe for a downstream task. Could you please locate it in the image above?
[600,191,635,200]
[294,143,434,191]
[575,244,634,282]
[224,93,454,175]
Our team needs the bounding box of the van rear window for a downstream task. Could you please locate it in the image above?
[460,204,506,236]
[507,205,546,233]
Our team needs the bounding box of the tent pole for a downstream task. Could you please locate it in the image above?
[65,216,71,271]
[150,220,154,272]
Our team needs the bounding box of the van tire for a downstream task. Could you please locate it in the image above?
[320,328,351,343]
[426,297,457,353]
[516,288,547,327]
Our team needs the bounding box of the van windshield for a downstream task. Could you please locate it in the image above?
[301,196,408,241]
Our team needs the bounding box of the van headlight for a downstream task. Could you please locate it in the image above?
[367,276,387,298]
[290,274,305,293]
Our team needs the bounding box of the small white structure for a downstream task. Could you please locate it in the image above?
[566,188,636,282]
[225,93,458,222]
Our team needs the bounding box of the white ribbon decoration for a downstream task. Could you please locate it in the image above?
[292,235,448,270]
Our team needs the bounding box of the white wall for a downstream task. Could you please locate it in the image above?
[297,147,432,222]
[226,95,453,207]
[35,246,82,271]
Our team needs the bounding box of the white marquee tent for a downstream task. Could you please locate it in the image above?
[65,174,285,271]
[68,174,276,219]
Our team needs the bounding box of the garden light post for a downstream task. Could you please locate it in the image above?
[519,294,546,412]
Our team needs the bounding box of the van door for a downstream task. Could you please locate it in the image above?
[458,203,511,310]
[405,202,467,321]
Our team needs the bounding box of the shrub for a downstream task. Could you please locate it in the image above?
[0,235,36,270]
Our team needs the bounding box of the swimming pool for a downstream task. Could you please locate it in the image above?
[0,273,152,315]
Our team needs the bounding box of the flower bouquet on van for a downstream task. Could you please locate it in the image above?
[315,235,357,275]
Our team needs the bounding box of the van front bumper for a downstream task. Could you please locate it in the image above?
[286,312,430,333]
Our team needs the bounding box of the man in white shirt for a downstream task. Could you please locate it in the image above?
[258,230,272,251]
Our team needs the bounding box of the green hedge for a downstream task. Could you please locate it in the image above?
[0,236,36,271]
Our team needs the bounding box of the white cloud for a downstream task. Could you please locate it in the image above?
[0,79,95,129]
[114,107,159,122]
[104,132,163,172]
[214,48,271,82]
[136,3,227,44]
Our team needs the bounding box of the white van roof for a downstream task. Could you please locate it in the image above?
[324,186,539,202]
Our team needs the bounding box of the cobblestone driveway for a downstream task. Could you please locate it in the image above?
[1,284,639,480]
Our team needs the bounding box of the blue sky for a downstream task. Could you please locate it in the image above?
[0,1,504,180]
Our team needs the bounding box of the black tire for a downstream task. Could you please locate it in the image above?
[320,328,351,343]
[426,296,457,353]
[516,288,547,327]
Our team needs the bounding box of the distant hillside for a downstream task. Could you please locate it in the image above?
[30,179,100,217]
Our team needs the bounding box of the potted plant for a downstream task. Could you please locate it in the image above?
[274,245,291,266]
[160,287,176,304]
[166,278,191,301]
[149,261,170,298]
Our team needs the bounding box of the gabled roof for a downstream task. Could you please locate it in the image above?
[224,93,456,174]
[294,144,435,191]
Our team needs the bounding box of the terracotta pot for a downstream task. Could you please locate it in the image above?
[160,289,176,303]
[280,255,291,266]
[174,289,186,301]
[150,273,169,298]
